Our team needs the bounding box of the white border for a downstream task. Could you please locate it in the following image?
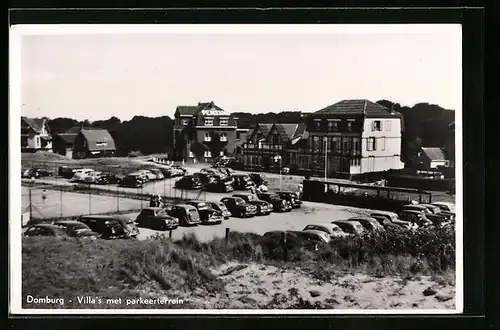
[9,24,463,315]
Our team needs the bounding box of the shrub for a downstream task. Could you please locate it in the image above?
[128,150,143,157]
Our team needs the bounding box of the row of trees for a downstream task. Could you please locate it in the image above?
[46,100,454,166]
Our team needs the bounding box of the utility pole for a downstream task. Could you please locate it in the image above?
[324,138,328,182]
[29,188,32,220]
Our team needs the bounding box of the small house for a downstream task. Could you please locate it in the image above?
[21,117,52,152]
[72,128,116,159]
[420,147,449,169]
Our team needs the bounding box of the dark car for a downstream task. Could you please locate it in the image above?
[186,201,224,225]
[249,173,266,186]
[201,168,229,181]
[22,168,53,179]
[135,207,180,230]
[53,220,100,239]
[162,166,185,178]
[171,165,187,174]
[221,197,258,217]
[276,191,302,208]
[261,230,328,251]
[215,167,235,178]
[58,166,77,179]
[24,224,70,238]
[331,220,365,236]
[232,174,255,191]
[77,215,140,239]
[193,172,217,186]
[206,201,232,219]
[203,178,234,193]
[175,175,202,190]
[401,205,447,225]
[419,204,455,222]
[95,172,122,185]
[119,174,144,188]
[256,193,292,212]
[399,210,433,227]
[168,204,202,226]
[303,224,349,238]
[232,193,273,215]
[370,212,413,229]
[348,217,385,232]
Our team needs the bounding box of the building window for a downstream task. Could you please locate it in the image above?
[372,120,382,131]
[189,151,194,158]
[272,134,280,146]
[220,132,228,142]
[379,137,386,151]
[367,137,376,151]
[204,151,211,158]
[347,119,355,132]
[182,119,190,126]
[313,136,320,151]
[331,136,341,151]
[343,137,349,151]
[314,119,322,130]
[95,141,108,147]
[353,137,361,154]
[328,120,340,131]
[384,120,392,131]
[36,137,40,147]
[236,131,241,140]
[204,118,214,126]
[220,118,229,126]
[350,158,361,166]
[204,133,211,142]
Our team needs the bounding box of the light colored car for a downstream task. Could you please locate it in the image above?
[83,171,103,183]
[348,217,385,232]
[70,168,94,182]
[148,168,165,180]
[138,170,157,181]
[303,224,349,238]
[431,202,456,213]
[331,220,365,235]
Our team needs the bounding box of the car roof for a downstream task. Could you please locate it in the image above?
[350,216,378,222]
[401,209,422,214]
[54,220,86,225]
[233,193,251,196]
[174,204,197,209]
[30,223,61,229]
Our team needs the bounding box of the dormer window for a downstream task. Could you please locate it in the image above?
[204,118,214,126]
[327,119,340,131]
[347,119,355,132]
[182,119,189,126]
[220,117,229,126]
[314,119,322,130]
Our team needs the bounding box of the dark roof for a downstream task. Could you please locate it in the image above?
[79,128,116,151]
[56,133,78,144]
[421,147,446,161]
[66,126,85,134]
[176,101,228,116]
[21,117,49,133]
[314,99,403,118]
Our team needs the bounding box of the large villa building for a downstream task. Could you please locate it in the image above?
[243,99,405,177]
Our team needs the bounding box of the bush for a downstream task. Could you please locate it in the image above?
[128,150,143,157]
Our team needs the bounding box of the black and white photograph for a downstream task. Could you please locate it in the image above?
[10,24,462,313]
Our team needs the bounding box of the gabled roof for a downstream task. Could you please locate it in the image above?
[421,147,446,161]
[269,123,307,142]
[21,117,50,134]
[79,128,116,151]
[176,101,228,117]
[314,99,402,118]
[56,133,78,144]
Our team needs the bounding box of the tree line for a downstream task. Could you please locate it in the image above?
[45,100,454,166]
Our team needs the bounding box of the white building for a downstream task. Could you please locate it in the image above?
[21,117,53,152]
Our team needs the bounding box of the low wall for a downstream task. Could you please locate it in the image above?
[385,175,455,192]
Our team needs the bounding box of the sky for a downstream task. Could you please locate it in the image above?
[16,25,462,121]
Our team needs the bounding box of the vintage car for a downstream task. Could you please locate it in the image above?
[175,175,202,190]
[135,207,180,230]
[24,224,71,238]
[137,170,157,181]
[232,174,255,191]
[192,172,217,186]
[119,174,145,188]
[77,215,140,239]
[249,173,266,186]
[369,212,413,229]
[302,224,349,238]
[83,171,103,184]
[70,168,95,182]
[148,168,165,180]
[331,220,365,236]
[215,167,235,178]
[256,192,292,212]
[95,172,122,185]
[348,217,385,232]
[401,205,445,226]
[58,166,78,179]
[203,178,234,193]
[399,210,434,227]
[291,230,331,244]
[52,220,100,239]
[167,204,202,226]
[23,168,54,179]
[186,201,224,225]
[162,166,185,178]
[262,230,330,250]
[232,193,273,215]
[200,168,229,181]
[220,197,258,218]
[431,202,456,213]
[206,201,232,219]
[276,191,302,208]
[419,203,455,222]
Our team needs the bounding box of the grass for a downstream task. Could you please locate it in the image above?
[22,225,455,309]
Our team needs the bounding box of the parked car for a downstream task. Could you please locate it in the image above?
[58,166,77,179]
[24,224,70,238]
[431,202,456,213]
[256,192,292,212]
[401,205,445,225]
[186,201,224,225]
[261,230,319,251]
[175,175,202,190]
[193,172,218,186]
[399,210,434,227]
[302,224,349,238]
[22,168,54,179]
[369,212,413,229]
[291,230,331,244]
[204,179,235,193]
[171,165,187,174]
[83,171,103,184]
[167,204,202,226]
[135,207,179,230]
[232,193,273,215]
[77,215,140,239]
[201,168,229,181]
[419,203,455,222]
[148,168,165,180]
[348,217,385,232]
[95,172,122,185]
[137,170,156,181]
[70,169,94,182]
[119,174,145,188]
[232,174,255,191]
[276,191,302,208]
[216,167,235,178]
[331,220,365,236]
[220,197,258,217]
[249,173,266,186]
[206,201,232,219]
[162,166,185,178]
[52,220,100,239]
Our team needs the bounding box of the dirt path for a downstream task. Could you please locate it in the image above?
[172,262,456,309]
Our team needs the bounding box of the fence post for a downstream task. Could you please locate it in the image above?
[281,231,288,261]
[117,185,119,212]
[169,230,173,239]
[225,228,230,243]
[89,190,92,215]
[29,188,33,220]
[60,189,63,217]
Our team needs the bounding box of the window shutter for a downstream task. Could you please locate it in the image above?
[373,137,377,150]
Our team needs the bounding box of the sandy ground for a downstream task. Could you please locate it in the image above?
[170,262,456,309]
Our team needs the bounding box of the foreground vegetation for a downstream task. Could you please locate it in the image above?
[22,225,455,309]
